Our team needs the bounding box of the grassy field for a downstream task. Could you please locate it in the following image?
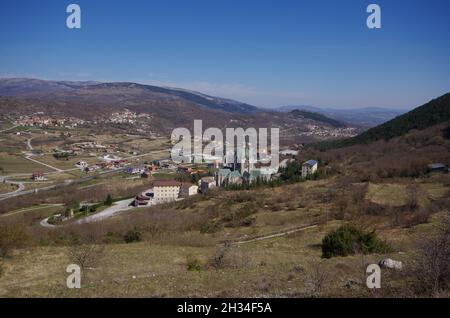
[1,213,445,297]
[0,183,18,194]
[366,183,409,207]
[0,153,53,174]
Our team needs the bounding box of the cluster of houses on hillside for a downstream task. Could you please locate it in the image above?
[14,109,153,128]
[129,156,319,208]
[54,142,119,158]
[16,114,85,128]
[198,148,319,191]
[125,143,320,208]
[299,124,358,138]
[105,109,153,124]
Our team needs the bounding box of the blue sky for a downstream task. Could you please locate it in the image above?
[0,0,449,109]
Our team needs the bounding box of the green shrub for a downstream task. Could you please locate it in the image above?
[321,225,391,258]
[187,257,203,271]
[104,194,113,206]
[123,229,142,244]
[200,220,222,234]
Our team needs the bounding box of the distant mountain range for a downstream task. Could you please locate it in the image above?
[0,78,258,114]
[0,78,353,143]
[278,105,405,127]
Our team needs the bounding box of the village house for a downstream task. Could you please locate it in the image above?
[132,189,154,207]
[215,168,242,187]
[301,160,318,178]
[179,183,199,198]
[86,164,101,173]
[75,161,88,169]
[280,149,299,156]
[31,172,46,181]
[141,171,151,178]
[126,166,146,175]
[246,167,277,184]
[200,176,216,193]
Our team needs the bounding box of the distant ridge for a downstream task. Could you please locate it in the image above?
[0,78,259,114]
[0,78,353,142]
[279,104,404,127]
[315,93,450,149]
[290,110,345,128]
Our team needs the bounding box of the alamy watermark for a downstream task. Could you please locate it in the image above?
[366,264,381,289]
[66,264,81,289]
[171,120,279,170]
[367,4,381,29]
[66,4,81,29]
[65,4,380,30]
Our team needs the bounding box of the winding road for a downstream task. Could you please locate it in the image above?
[0,179,25,197]
[75,198,135,224]
[39,198,136,228]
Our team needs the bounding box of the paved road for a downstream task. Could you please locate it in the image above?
[26,137,34,151]
[0,124,19,133]
[0,180,73,201]
[75,199,135,224]
[40,216,57,228]
[39,198,142,228]
[0,180,25,199]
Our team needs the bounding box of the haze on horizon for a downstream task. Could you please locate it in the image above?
[0,0,449,110]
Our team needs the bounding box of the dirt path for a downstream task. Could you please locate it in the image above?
[0,124,19,133]
[1,204,63,218]
[25,155,63,172]
[230,224,319,245]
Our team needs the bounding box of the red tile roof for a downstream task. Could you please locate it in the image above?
[153,180,182,187]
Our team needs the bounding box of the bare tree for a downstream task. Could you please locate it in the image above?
[211,241,231,270]
[412,216,450,296]
[406,184,420,211]
[307,259,329,297]
[66,233,105,273]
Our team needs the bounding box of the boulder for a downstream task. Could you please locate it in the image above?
[379,258,402,270]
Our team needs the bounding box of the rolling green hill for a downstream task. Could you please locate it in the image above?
[315,93,450,149]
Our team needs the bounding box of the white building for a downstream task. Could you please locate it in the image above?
[301,160,318,178]
[31,172,47,181]
[153,180,182,203]
[179,183,199,198]
[75,161,88,169]
[101,154,122,162]
[280,149,298,156]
